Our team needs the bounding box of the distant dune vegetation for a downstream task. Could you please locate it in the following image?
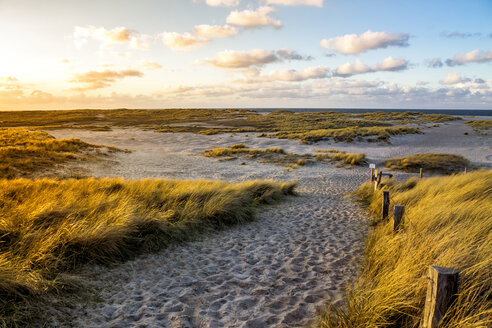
[0,109,459,143]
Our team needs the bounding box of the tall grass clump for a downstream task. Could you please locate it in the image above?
[319,170,491,328]
[0,128,126,179]
[0,177,296,326]
[465,120,492,134]
[384,153,470,174]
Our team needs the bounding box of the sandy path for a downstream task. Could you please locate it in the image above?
[48,129,370,328]
[62,172,366,328]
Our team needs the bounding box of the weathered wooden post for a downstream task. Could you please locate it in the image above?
[393,205,405,231]
[377,171,383,185]
[370,168,375,182]
[420,168,423,179]
[421,266,460,328]
[382,191,390,220]
[464,167,467,175]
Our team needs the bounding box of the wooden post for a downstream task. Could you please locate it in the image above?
[370,168,375,182]
[382,191,390,220]
[422,266,459,328]
[393,205,405,231]
[464,167,467,175]
[420,168,423,179]
[377,171,382,185]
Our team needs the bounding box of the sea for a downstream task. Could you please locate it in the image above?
[250,108,492,117]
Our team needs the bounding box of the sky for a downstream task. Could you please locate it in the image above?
[0,0,491,110]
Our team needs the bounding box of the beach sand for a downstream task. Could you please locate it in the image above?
[47,118,491,327]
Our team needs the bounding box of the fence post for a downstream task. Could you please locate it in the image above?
[393,205,404,231]
[420,168,423,179]
[464,167,467,175]
[370,168,375,182]
[422,266,459,328]
[382,191,390,220]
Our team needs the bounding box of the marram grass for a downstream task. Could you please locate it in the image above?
[319,170,491,328]
[384,153,470,174]
[0,128,127,179]
[0,177,296,326]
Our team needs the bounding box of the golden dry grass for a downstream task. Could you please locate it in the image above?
[202,145,366,168]
[465,120,492,134]
[319,170,492,328]
[0,128,127,179]
[0,177,296,326]
[315,149,367,166]
[384,153,470,174]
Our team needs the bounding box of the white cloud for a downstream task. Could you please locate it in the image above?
[138,60,163,70]
[69,69,144,91]
[333,57,408,77]
[192,25,238,40]
[446,48,492,66]
[439,72,471,85]
[204,49,280,68]
[160,32,206,51]
[203,48,311,69]
[227,6,282,28]
[74,26,149,50]
[263,0,323,6]
[320,30,409,54]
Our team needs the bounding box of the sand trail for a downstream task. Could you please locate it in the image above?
[60,172,366,328]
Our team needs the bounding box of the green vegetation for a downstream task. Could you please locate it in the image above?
[320,170,491,328]
[202,144,366,168]
[384,153,470,174]
[0,128,128,179]
[0,177,296,326]
[465,120,492,134]
[0,109,459,144]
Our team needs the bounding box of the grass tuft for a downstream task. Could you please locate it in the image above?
[384,153,470,174]
[0,128,128,179]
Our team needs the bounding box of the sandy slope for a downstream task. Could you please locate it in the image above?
[47,118,490,327]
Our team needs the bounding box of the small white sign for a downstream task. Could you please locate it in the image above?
[369,164,376,169]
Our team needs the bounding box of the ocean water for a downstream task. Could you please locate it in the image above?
[251,108,492,116]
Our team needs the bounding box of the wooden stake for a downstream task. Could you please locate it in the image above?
[377,171,383,185]
[420,168,423,179]
[370,168,375,182]
[464,167,467,175]
[382,191,390,220]
[422,266,459,328]
[393,205,405,231]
